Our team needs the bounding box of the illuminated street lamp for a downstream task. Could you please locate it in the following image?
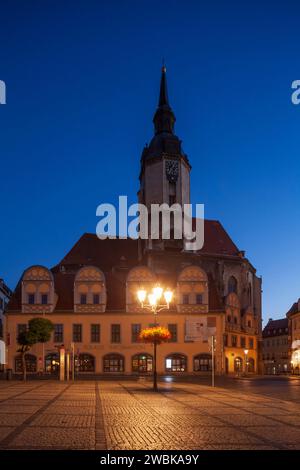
[137,285,173,391]
[244,349,249,376]
[138,285,173,314]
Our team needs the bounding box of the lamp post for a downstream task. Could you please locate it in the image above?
[137,285,173,391]
[244,349,249,376]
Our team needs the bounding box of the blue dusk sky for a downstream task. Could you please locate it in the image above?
[0,1,299,322]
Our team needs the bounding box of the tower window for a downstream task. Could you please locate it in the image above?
[93,294,100,304]
[80,294,87,305]
[182,294,189,305]
[41,294,48,305]
[28,294,35,305]
[196,294,203,305]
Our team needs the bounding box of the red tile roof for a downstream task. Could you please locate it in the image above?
[262,318,288,337]
[286,301,300,317]
[193,219,239,256]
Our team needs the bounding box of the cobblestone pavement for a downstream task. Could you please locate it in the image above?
[0,379,300,449]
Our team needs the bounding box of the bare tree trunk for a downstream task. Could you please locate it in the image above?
[22,353,26,381]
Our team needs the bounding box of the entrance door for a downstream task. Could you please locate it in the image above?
[45,353,60,374]
[132,354,153,373]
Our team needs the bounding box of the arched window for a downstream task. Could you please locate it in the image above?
[234,357,243,372]
[132,353,153,373]
[165,354,187,372]
[15,354,37,373]
[194,354,212,372]
[45,353,59,374]
[103,354,124,373]
[228,276,238,294]
[75,353,95,372]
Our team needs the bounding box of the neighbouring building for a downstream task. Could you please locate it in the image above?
[5,67,262,377]
[0,278,12,371]
[287,299,300,374]
[262,318,289,374]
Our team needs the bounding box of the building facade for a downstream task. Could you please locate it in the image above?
[5,68,262,376]
[262,318,289,374]
[0,278,12,371]
[287,299,300,374]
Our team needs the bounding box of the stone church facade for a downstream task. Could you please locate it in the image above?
[5,68,262,376]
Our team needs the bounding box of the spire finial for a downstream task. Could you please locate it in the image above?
[158,63,169,107]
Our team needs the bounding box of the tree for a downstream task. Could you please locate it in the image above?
[139,326,171,391]
[17,318,54,381]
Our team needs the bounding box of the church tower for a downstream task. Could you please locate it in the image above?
[138,66,191,251]
[139,66,191,209]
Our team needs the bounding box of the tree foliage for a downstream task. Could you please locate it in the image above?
[17,318,54,380]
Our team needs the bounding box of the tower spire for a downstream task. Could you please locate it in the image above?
[158,64,169,107]
[153,65,176,135]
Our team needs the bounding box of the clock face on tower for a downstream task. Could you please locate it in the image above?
[165,160,179,183]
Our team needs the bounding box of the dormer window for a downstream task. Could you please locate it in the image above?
[80,294,87,305]
[41,294,48,305]
[28,294,35,305]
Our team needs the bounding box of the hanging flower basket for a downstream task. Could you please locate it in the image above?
[139,326,171,345]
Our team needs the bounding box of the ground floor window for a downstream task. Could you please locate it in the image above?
[165,354,187,372]
[103,354,124,372]
[15,354,37,373]
[194,354,212,372]
[234,357,243,372]
[76,353,95,372]
[132,353,153,373]
[247,357,255,373]
[45,353,59,374]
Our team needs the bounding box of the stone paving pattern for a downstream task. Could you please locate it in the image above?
[0,380,300,449]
